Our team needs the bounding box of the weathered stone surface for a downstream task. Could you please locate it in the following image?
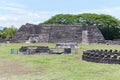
[19,46,50,54]
[10,23,105,43]
[82,49,120,64]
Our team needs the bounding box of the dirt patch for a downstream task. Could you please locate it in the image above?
[84,70,108,75]
[0,59,32,78]
[76,55,82,61]
[86,71,104,75]
[61,60,69,64]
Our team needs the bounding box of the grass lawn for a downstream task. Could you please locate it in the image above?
[0,43,120,80]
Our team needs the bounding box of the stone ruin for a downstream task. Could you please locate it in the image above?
[55,43,78,54]
[19,46,50,55]
[17,43,78,55]
[56,43,78,48]
[11,23,105,44]
[82,49,120,64]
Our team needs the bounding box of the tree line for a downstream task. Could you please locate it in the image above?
[0,27,17,40]
[42,13,120,40]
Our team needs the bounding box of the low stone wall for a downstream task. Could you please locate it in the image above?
[0,39,9,43]
[19,46,50,55]
[105,40,120,45]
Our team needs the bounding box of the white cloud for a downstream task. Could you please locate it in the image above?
[1,1,120,28]
[0,11,55,28]
[0,1,57,28]
[79,6,120,19]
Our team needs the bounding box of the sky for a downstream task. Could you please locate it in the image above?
[1,0,120,28]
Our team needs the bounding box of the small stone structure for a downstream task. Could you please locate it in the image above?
[105,40,120,45]
[82,49,120,64]
[56,43,78,48]
[10,23,105,44]
[19,46,50,54]
[55,43,78,54]
[17,43,78,55]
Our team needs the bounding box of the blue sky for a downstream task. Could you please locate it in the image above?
[1,0,120,28]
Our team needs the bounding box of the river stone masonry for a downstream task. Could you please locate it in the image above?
[11,23,105,44]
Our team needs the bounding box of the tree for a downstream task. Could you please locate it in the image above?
[0,30,5,39]
[43,14,76,25]
[42,13,120,40]
[75,14,120,40]
[2,26,17,39]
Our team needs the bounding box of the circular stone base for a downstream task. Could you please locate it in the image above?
[82,49,120,64]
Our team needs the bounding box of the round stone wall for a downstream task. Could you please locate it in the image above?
[82,49,120,64]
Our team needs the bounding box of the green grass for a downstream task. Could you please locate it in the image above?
[1,43,120,80]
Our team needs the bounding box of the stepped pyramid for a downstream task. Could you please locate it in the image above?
[11,23,105,44]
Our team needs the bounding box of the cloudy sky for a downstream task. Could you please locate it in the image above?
[1,0,120,28]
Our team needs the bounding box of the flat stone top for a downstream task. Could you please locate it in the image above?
[20,46,49,49]
[56,43,78,48]
[25,23,83,27]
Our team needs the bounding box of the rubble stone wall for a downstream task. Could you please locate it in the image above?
[10,23,105,43]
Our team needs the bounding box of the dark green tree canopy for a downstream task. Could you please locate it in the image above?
[42,13,120,40]
[0,26,17,40]
[43,14,75,25]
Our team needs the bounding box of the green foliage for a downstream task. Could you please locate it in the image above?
[0,26,17,39]
[0,30,5,39]
[42,13,120,40]
[43,14,76,25]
